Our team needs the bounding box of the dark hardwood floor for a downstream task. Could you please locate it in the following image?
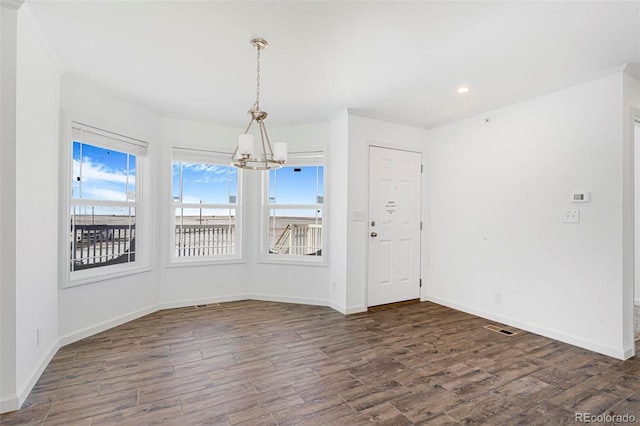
[2,300,639,425]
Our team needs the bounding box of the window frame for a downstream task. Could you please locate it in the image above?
[60,116,151,288]
[168,147,243,267]
[259,151,326,266]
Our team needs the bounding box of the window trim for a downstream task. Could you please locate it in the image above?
[60,114,151,288]
[259,150,327,266]
[169,147,243,265]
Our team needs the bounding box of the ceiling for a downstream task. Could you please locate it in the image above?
[24,1,640,128]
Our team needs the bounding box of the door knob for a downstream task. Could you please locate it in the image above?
[370,232,378,237]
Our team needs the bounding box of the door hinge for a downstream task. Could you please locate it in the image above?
[420,221,423,230]
[419,278,422,288]
[421,164,424,173]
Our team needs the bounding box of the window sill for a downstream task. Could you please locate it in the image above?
[64,264,152,288]
[167,257,245,268]
[257,255,326,267]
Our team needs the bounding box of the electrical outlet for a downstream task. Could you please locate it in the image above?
[563,210,580,223]
[36,328,41,346]
[331,281,337,291]
[493,292,502,304]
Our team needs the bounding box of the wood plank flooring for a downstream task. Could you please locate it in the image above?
[2,300,640,425]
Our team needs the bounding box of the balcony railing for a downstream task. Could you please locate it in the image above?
[271,224,322,255]
[70,222,323,270]
[175,224,235,256]
[70,224,135,271]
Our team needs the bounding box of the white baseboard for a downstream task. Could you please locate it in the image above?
[325,300,346,314]
[59,294,337,350]
[0,394,19,414]
[58,304,158,347]
[624,346,635,360]
[425,296,629,360]
[16,340,59,411]
[250,293,329,308]
[159,295,365,316]
[345,305,367,314]
[156,294,251,311]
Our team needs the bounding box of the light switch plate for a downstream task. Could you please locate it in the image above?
[352,211,365,221]
[570,191,590,203]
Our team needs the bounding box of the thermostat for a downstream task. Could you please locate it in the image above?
[571,192,590,203]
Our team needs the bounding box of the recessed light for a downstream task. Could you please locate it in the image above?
[456,86,470,94]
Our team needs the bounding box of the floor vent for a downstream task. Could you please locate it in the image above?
[484,324,518,336]
[194,303,219,309]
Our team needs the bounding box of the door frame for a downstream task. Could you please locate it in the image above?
[365,141,426,308]
[632,109,640,356]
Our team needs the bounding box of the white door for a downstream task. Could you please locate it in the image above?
[367,146,422,307]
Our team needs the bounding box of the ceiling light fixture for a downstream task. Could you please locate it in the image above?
[456,86,470,94]
[232,38,287,170]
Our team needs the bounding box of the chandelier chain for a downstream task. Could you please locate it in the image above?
[255,45,261,110]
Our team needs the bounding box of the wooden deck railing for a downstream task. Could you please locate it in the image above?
[175,224,235,256]
[71,223,323,270]
[271,224,322,255]
[70,224,135,270]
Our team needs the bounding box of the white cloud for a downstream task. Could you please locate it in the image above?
[181,195,203,204]
[73,156,137,200]
[180,162,234,184]
[81,188,129,202]
[74,156,135,185]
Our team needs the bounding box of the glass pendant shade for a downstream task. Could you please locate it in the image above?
[238,134,254,156]
[273,142,288,162]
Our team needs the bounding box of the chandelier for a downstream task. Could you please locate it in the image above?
[232,38,287,170]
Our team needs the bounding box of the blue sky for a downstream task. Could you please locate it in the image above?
[72,142,135,202]
[173,162,324,207]
[73,141,323,218]
[269,166,324,205]
[172,162,237,204]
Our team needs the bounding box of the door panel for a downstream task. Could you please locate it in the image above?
[367,146,422,307]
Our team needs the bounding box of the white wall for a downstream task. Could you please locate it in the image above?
[15,6,61,401]
[58,74,162,340]
[427,72,629,359]
[159,117,250,306]
[345,114,429,312]
[328,111,349,312]
[0,3,19,413]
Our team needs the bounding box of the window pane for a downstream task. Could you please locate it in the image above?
[73,141,135,201]
[268,208,322,255]
[172,162,181,203]
[269,166,323,204]
[175,207,236,256]
[70,205,136,271]
[177,162,237,204]
[127,155,136,201]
